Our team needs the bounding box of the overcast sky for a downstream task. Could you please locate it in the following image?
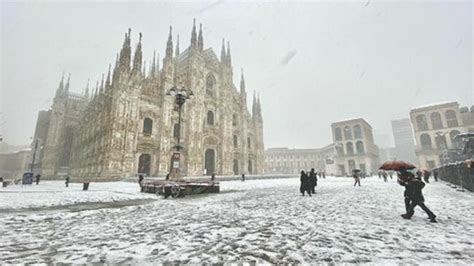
[1,1,472,148]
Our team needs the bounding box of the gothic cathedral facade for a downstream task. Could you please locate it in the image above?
[39,20,264,180]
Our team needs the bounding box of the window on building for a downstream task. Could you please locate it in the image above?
[353,125,362,139]
[416,115,428,131]
[143,118,153,136]
[346,142,354,155]
[233,135,238,148]
[420,134,432,149]
[206,74,216,96]
[450,130,462,148]
[232,114,238,126]
[430,112,443,130]
[336,145,344,156]
[356,141,365,154]
[207,111,214,125]
[344,126,352,140]
[445,110,458,127]
[335,127,342,141]
[435,134,447,149]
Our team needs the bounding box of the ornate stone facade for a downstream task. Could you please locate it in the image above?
[331,118,379,175]
[38,20,264,180]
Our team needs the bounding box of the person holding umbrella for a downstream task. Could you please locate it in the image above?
[402,174,437,223]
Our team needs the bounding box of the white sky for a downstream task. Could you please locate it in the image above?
[1,0,472,148]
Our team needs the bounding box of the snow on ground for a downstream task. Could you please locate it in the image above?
[0,181,155,210]
[0,176,473,264]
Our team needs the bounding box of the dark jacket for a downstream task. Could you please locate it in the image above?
[406,179,425,202]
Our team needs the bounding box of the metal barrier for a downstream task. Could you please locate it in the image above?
[434,162,474,192]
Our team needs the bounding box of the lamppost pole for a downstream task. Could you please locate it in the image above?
[166,86,193,178]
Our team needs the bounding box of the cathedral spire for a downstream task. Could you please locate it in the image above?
[132,32,143,74]
[99,73,105,93]
[240,68,245,93]
[190,18,197,49]
[106,64,111,87]
[118,28,132,71]
[198,23,203,51]
[84,79,90,99]
[151,50,156,77]
[143,60,147,76]
[166,26,173,58]
[55,72,65,97]
[65,73,71,94]
[226,41,232,67]
[252,91,257,117]
[175,35,180,56]
[220,38,226,63]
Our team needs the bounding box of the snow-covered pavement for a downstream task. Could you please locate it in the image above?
[1,177,473,264]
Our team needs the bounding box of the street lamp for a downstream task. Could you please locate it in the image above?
[166,86,193,180]
[166,86,193,151]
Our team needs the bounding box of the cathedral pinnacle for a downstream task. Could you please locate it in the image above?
[220,38,226,63]
[191,18,197,49]
[166,26,173,58]
[226,41,232,67]
[106,64,111,87]
[65,73,71,94]
[198,23,203,51]
[175,35,180,56]
[84,79,90,99]
[132,32,143,74]
[240,68,245,93]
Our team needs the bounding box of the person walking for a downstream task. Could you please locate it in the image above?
[211,173,216,181]
[138,174,144,187]
[389,171,393,179]
[241,174,245,182]
[398,168,414,216]
[309,168,317,194]
[423,170,430,183]
[433,170,439,182]
[353,171,361,186]
[322,171,326,179]
[402,175,437,223]
[65,175,70,187]
[35,174,41,185]
[382,171,388,182]
[300,170,312,196]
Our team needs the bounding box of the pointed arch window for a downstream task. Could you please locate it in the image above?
[207,111,215,125]
[206,74,216,96]
[143,118,153,136]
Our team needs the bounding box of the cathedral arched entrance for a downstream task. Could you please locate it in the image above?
[204,149,215,175]
[138,154,151,176]
[233,159,239,175]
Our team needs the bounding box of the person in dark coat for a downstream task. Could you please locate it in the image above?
[300,170,312,196]
[389,171,393,179]
[398,168,414,215]
[353,171,361,186]
[382,171,388,182]
[309,168,317,193]
[241,174,245,182]
[378,171,381,178]
[211,173,216,181]
[35,174,41,185]
[322,171,326,178]
[423,170,430,183]
[138,174,144,187]
[65,175,70,187]
[402,175,437,222]
[165,173,170,180]
[433,170,439,182]
[415,170,422,181]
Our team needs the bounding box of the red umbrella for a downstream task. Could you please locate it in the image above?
[379,160,416,171]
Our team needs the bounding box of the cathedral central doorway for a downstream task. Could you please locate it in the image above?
[138,154,151,176]
[204,149,215,175]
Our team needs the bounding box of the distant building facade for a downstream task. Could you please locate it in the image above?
[410,102,474,169]
[391,118,417,164]
[331,118,379,175]
[0,149,30,179]
[264,144,336,174]
[34,21,264,180]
